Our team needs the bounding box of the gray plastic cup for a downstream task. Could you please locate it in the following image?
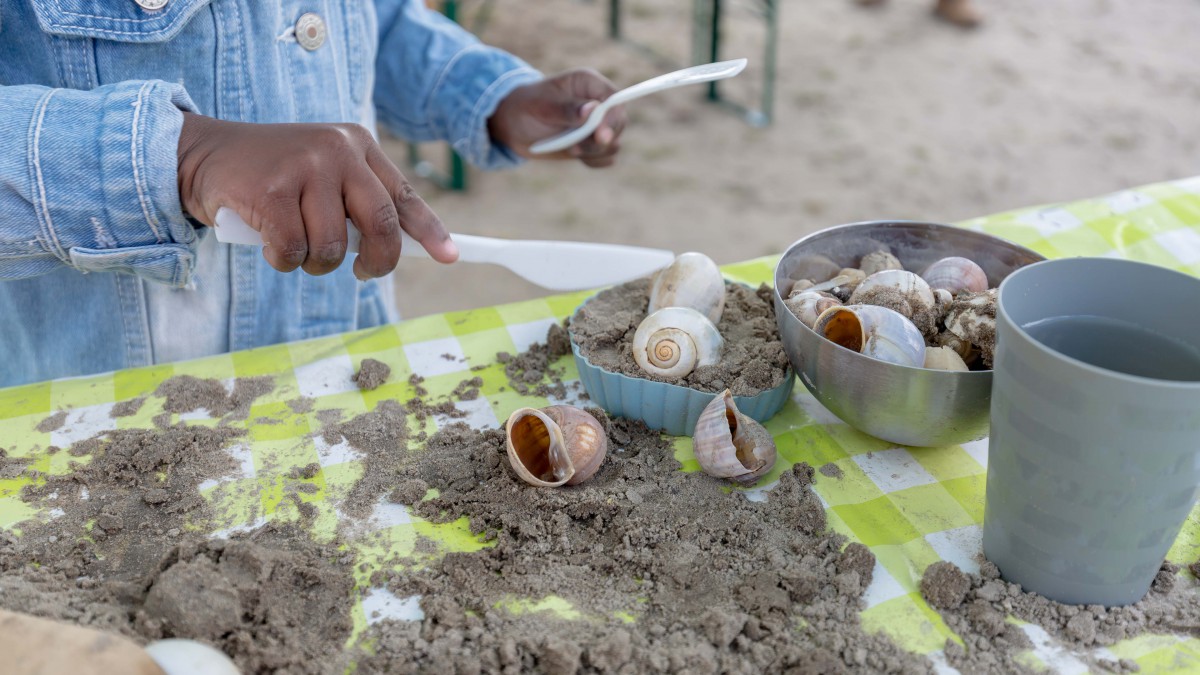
[983,257,1200,606]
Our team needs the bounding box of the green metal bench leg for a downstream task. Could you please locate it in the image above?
[693,0,776,126]
[406,0,470,191]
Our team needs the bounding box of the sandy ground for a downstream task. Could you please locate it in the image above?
[383,0,1200,318]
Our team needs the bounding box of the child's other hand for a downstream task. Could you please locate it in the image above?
[488,69,627,168]
[176,113,458,279]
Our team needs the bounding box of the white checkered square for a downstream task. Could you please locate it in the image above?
[313,434,363,468]
[362,589,424,624]
[402,337,468,378]
[1177,175,1200,194]
[1016,207,1083,237]
[960,438,988,471]
[862,560,909,608]
[1104,189,1154,214]
[1153,229,1200,265]
[294,355,358,399]
[852,448,938,493]
[50,402,117,446]
[440,395,499,431]
[925,525,983,576]
[506,318,559,354]
[198,442,257,492]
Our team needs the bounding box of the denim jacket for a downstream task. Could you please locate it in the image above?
[0,0,542,387]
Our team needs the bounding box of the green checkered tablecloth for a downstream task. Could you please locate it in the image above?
[3,177,1200,672]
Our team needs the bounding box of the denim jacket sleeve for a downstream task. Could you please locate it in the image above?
[373,0,544,170]
[0,80,199,287]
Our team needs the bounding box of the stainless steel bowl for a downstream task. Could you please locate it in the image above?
[773,221,1046,447]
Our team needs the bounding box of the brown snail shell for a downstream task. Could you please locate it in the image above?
[505,406,607,487]
[693,390,777,484]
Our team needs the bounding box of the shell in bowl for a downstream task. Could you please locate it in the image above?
[773,221,1045,447]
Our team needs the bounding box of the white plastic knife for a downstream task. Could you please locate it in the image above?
[212,207,675,292]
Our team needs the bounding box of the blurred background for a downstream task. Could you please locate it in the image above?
[382,0,1200,318]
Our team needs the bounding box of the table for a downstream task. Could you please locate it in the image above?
[3,177,1200,671]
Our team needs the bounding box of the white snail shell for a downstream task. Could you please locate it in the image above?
[632,307,724,378]
[943,289,998,367]
[505,406,607,487]
[647,252,725,323]
[848,270,938,336]
[921,257,989,294]
[814,304,926,367]
[924,345,970,371]
[144,639,240,675]
[859,250,904,277]
[784,290,842,329]
[693,389,777,484]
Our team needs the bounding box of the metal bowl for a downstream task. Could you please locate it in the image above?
[773,221,1046,447]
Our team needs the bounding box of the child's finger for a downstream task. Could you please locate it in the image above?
[298,185,349,276]
[365,146,457,264]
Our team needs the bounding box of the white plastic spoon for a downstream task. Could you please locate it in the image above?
[528,58,749,155]
[212,207,675,292]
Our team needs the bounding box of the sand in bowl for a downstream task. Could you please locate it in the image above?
[569,279,790,396]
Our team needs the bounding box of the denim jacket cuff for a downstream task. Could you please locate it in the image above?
[35,80,199,286]
[434,46,543,170]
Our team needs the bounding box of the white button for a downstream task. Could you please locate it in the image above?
[136,0,168,10]
[296,13,327,51]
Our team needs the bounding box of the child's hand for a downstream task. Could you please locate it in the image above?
[176,114,458,278]
[488,69,627,168]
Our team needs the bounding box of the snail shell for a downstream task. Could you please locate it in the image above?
[693,389,777,484]
[788,278,816,296]
[921,257,989,294]
[786,255,842,290]
[848,270,938,336]
[647,252,725,323]
[632,307,724,379]
[784,290,842,329]
[859,250,904,277]
[934,332,979,365]
[810,268,867,300]
[924,345,969,371]
[814,304,926,367]
[943,289,998,367]
[505,405,607,487]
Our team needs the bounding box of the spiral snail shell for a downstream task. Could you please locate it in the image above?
[693,389,777,484]
[632,307,724,379]
[505,405,608,487]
